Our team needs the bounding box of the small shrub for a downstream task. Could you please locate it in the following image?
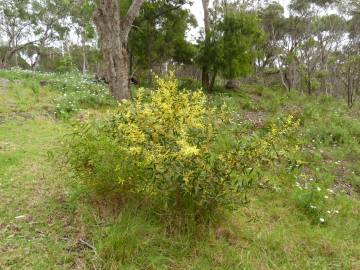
[241,99,259,111]
[66,117,123,190]
[30,81,40,101]
[178,78,202,91]
[67,74,299,223]
[56,54,76,73]
[292,177,339,225]
[307,121,350,146]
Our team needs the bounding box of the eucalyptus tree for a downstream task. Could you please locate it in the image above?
[0,0,37,68]
[284,0,347,95]
[128,0,196,85]
[201,0,211,90]
[258,2,296,90]
[68,0,96,73]
[284,0,316,93]
[94,0,145,100]
[337,0,360,105]
[348,0,360,46]
[30,0,69,70]
[313,14,346,95]
[0,0,68,69]
[258,2,286,70]
[197,1,263,91]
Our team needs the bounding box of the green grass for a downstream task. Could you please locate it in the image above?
[0,70,359,269]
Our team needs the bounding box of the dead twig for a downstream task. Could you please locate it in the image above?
[78,239,97,255]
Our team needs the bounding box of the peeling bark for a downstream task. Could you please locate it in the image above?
[94,0,145,100]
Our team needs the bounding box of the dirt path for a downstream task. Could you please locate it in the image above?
[0,78,9,88]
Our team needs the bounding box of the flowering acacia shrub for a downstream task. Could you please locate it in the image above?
[67,74,300,222]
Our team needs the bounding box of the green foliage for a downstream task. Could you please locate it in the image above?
[0,68,115,118]
[293,178,338,224]
[68,45,102,72]
[55,54,76,73]
[51,73,116,118]
[66,116,123,190]
[197,8,264,84]
[220,11,264,79]
[177,77,202,91]
[305,111,360,147]
[0,67,53,81]
[129,0,196,74]
[0,0,70,68]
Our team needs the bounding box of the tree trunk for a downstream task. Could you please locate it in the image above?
[146,31,152,86]
[347,66,353,107]
[201,0,210,91]
[94,0,144,100]
[279,66,289,91]
[32,41,45,71]
[1,52,13,69]
[81,30,87,74]
[307,76,311,95]
[99,30,130,99]
[1,48,12,69]
[202,69,209,90]
[1,40,39,69]
[32,51,41,71]
[209,69,218,91]
[0,58,7,69]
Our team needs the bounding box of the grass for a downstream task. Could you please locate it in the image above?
[0,69,359,269]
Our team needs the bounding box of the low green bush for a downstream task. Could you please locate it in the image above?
[292,176,339,225]
[178,77,202,91]
[66,117,122,190]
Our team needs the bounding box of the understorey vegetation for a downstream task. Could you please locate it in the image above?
[1,0,360,268]
[1,69,360,268]
[66,74,300,225]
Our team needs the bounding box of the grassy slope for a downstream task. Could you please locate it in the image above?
[0,72,359,269]
[0,78,96,269]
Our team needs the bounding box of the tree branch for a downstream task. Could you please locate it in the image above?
[121,0,145,38]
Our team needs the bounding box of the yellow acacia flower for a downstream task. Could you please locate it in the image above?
[177,138,199,157]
